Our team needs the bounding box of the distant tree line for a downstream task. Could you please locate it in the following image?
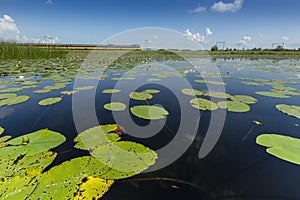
[210,45,300,51]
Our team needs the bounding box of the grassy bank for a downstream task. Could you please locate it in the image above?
[0,42,67,60]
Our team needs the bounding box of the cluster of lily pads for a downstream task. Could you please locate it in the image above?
[0,124,157,199]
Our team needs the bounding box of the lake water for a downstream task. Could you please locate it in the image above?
[1,58,300,199]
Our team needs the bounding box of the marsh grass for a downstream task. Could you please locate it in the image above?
[0,42,67,60]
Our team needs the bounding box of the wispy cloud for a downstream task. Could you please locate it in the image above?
[45,0,53,5]
[211,0,243,13]
[236,35,255,48]
[206,28,213,36]
[189,4,207,13]
[283,36,289,41]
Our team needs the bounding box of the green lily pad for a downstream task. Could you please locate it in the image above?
[0,95,29,106]
[102,89,121,94]
[130,105,169,120]
[240,82,265,86]
[276,104,300,119]
[190,98,218,111]
[74,124,120,151]
[129,92,153,101]
[0,93,17,100]
[0,176,36,200]
[73,176,114,200]
[230,95,257,104]
[0,151,57,179]
[147,78,161,82]
[256,134,300,165]
[204,91,231,99]
[104,102,126,111]
[255,91,289,98]
[2,129,66,159]
[181,88,203,96]
[143,89,160,94]
[195,80,226,85]
[33,89,52,94]
[44,83,67,90]
[75,86,96,91]
[217,101,250,113]
[0,88,23,93]
[38,97,62,106]
[0,127,4,135]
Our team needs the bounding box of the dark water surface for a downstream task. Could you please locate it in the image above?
[1,58,300,199]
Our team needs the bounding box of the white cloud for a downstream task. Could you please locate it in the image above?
[0,14,60,43]
[184,29,205,42]
[45,0,53,5]
[189,4,207,13]
[283,36,289,41]
[236,35,255,48]
[211,0,243,13]
[206,27,213,36]
[0,14,20,40]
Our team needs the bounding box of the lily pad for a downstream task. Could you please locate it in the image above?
[38,97,62,106]
[143,89,160,94]
[276,104,300,119]
[2,129,66,159]
[0,88,23,93]
[230,95,257,104]
[217,101,250,113]
[104,102,126,111]
[195,80,226,85]
[181,88,203,96]
[130,105,169,120]
[33,89,52,94]
[256,134,300,165]
[102,89,121,94]
[240,82,265,86]
[129,92,153,101]
[255,91,289,98]
[73,176,114,200]
[204,91,231,99]
[0,95,29,106]
[190,98,218,111]
[0,127,4,135]
[0,93,17,100]
[75,86,96,91]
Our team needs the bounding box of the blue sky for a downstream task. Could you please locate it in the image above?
[0,0,299,49]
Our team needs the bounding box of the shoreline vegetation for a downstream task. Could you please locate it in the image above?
[1,42,300,61]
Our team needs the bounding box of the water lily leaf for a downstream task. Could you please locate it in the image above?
[33,89,52,94]
[74,125,120,151]
[240,82,265,86]
[75,86,95,91]
[73,176,114,200]
[147,78,161,82]
[276,104,300,119]
[181,88,203,96]
[129,92,153,101]
[92,141,158,174]
[104,102,126,111]
[0,127,4,135]
[217,101,250,113]
[0,176,36,200]
[130,105,169,120]
[230,95,257,104]
[44,83,67,90]
[204,91,231,99]
[195,80,226,85]
[255,91,289,98]
[0,95,29,106]
[256,134,300,165]
[2,129,66,159]
[102,89,121,94]
[38,97,62,106]
[0,93,17,100]
[0,151,57,179]
[0,88,23,93]
[143,89,160,94]
[190,98,218,111]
